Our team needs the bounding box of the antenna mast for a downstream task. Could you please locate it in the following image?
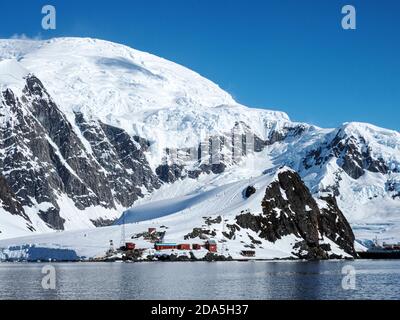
[121,212,126,247]
[222,215,226,254]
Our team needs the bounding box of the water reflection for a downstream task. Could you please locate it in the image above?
[0,260,399,300]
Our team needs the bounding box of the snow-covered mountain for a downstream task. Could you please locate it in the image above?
[0,37,399,256]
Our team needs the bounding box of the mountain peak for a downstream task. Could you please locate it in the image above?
[0,37,236,111]
[0,37,290,160]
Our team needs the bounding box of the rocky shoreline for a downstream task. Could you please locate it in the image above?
[0,252,357,263]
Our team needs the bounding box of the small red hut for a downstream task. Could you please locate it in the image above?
[125,242,136,250]
[206,240,217,252]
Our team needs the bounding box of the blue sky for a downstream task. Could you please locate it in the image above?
[1,0,399,130]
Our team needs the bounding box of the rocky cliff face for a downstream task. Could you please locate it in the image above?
[154,123,300,184]
[0,75,160,232]
[317,195,355,256]
[0,174,29,221]
[236,170,356,259]
[303,128,390,181]
[154,128,256,183]
[75,112,160,207]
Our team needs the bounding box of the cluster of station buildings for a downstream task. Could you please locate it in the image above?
[122,228,218,253]
[154,240,217,252]
[118,227,258,258]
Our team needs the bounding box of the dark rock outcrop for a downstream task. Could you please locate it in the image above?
[318,195,356,256]
[202,252,233,262]
[155,129,266,182]
[204,216,222,226]
[265,124,307,145]
[244,186,256,198]
[156,163,185,183]
[236,170,356,259]
[184,228,216,240]
[303,128,389,181]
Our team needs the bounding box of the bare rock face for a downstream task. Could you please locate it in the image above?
[0,174,29,220]
[25,76,115,211]
[75,112,160,207]
[303,129,389,181]
[155,129,262,183]
[0,76,160,231]
[236,170,356,259]
[156,163,185,184]
[244,186,256,198]
[1,87,65,230]
[318,195,356,256]
[261,170,321,245]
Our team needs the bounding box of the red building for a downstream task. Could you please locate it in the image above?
[125,242,136,250]
[178,244,191,250]
[206,240,217,252]
[154,243,177,250]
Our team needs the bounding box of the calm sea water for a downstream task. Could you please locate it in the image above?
[0,260,399,300]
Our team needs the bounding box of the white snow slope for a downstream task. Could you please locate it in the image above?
[0,59,30,94]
